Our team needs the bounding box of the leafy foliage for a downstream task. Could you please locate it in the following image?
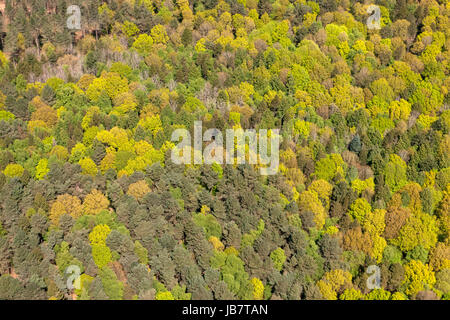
[0,0,448,301]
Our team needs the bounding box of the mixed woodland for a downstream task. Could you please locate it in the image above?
[0,0,449,300]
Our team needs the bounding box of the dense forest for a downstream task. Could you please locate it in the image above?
[0,0,449,300]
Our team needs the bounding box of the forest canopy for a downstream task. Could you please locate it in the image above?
[0,0,449,300]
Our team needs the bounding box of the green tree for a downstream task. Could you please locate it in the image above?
[270,247,286,271]
[384,154,408,193]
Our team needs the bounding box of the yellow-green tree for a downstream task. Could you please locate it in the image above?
[79,157,98,176]
[348,198,372,224]
[151,25,169,44]
[251,277,264,300]
[339,288,364,300]
[270,247,286,271]
[89,224,113,269]
[298,190,327,230]
[89,224,111,246]
[313,154,346,182]
[389,99,411,121]
[317,269,353,300]
[3,164,24,178]
[132,34,154,55]
[403,260,436,296]
[392,212,438,251]
[35,159,49,180]
[384,154,408,193]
